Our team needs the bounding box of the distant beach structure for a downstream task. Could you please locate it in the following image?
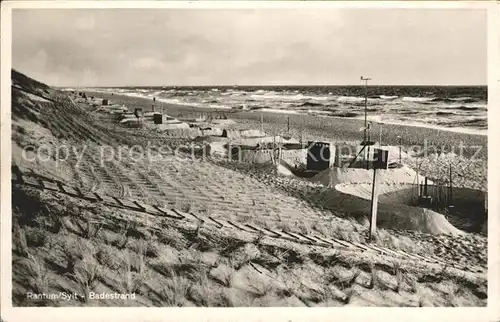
[134,107,144,118]
[306,141,333,172]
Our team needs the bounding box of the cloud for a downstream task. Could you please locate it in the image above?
[75,15,95,31]
[12,8,486,86]
[131,57,166,70]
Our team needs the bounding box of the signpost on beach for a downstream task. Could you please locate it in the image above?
[357,75,386,241]
[369,167,379,240]
[368,148,389,241]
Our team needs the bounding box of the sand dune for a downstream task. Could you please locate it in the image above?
[10,70,487,308]
[313,165,424,187]
[309,165,464,236]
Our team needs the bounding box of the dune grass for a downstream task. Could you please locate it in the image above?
[10,186,487,307]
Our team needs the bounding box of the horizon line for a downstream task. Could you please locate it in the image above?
[54,84,488,88]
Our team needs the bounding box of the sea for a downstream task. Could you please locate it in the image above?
[79,85,487,135]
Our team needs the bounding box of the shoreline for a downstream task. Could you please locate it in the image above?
[82,89,487,137]
[83,90,488,160]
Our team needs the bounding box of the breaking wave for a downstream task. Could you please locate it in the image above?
[86,86,487,135]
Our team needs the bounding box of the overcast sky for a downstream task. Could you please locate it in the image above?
[12,8,486,86]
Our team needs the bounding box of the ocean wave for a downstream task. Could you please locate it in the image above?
[399,110,420,115]
[221,91,247,96]
[457,118,487,126]
[336,96,366,103]
[379,95,399,100]
[342,100,383,107]
[202,99,219,104]
[435,111,456,116]
[250,93,330,101]
[436,103,486,110]
[403,96,481,104]
[92,86,486,135]
[449,97,479,103]
[160,91,196,97]
[430,97,478,103]
[333,112,360,117]
[308,110,359,117]
[102,91,210,109]
[453,105,485,111]
[295,101,325,107]
[402,96,436,102]
[341,113,487,135]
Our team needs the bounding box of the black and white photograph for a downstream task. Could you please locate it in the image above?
[1,1,498,315]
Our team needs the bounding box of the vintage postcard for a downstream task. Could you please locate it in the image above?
[1,1,499,321]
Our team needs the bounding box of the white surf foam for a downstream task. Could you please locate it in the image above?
[347,115,487,136]
[402,96,435,102]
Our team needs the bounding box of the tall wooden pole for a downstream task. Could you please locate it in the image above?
[369,167,379,241]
